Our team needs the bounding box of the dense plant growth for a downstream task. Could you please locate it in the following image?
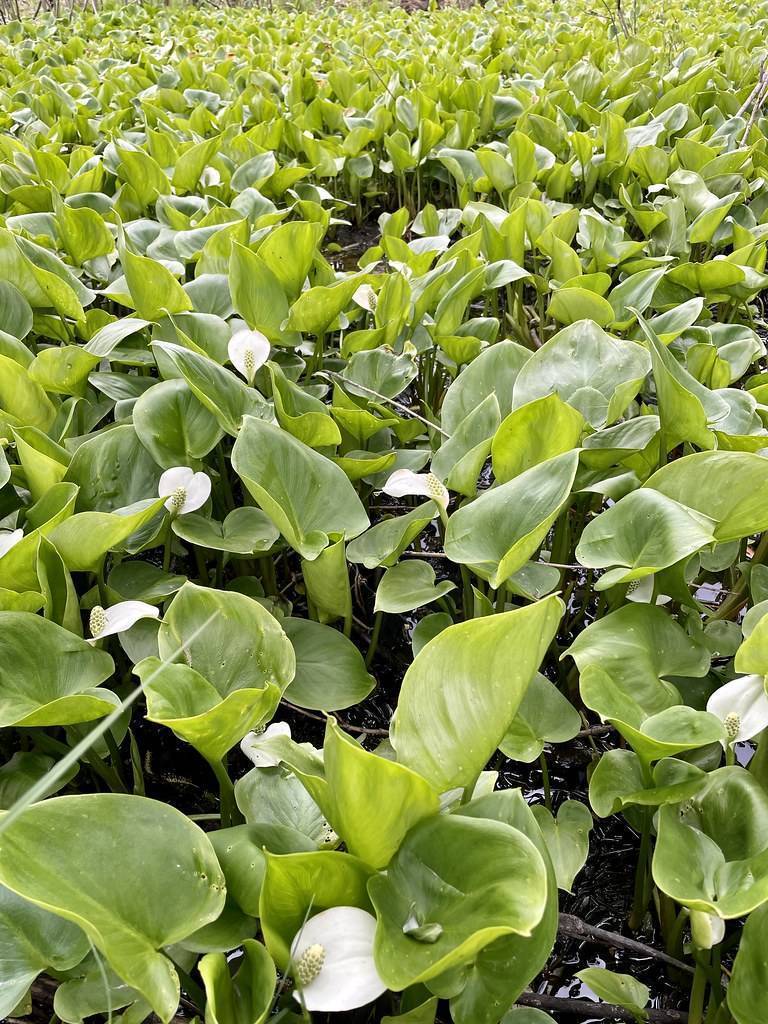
[1,0,768,1021]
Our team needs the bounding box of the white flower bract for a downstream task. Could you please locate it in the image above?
[158,466,211,516]
[381,469,448,509]
[240,721,292,767]
[0,529,23,559]
[706,673,768,746]
[290,906,387,1012]
[88,600,159,640]
[228,329,271,384]
[690,909,726,950]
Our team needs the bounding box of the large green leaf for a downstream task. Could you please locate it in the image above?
[444,452,578,588]
[512,320,650,428]
[282,617,375,711]
[391,595,563,791]
[645,451,768,542]
[232,417,369,560]
[653,768,768,918]
[0,795,225,1021]
[575,488,716,589]
[567,604,710,715]
[0,885,89,1018]
[440,790,559,1024]
[259,850,373,968]
[199,939,276,1024]
[728,903,768,1024]
[0,612,115,727]
[369,812,547,988]
[158,582,295,696]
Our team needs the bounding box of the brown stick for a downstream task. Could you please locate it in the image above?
[516,991,689,1022]
[575,723,615,738]
[281,700,389,736]
[559,913,694,975]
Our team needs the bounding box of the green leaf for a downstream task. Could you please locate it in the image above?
[152,342,269,437]
[282,617,375,711]
[173,507,279,555]
[48,497,166,572]
[728,902,768,1024]
[549,286,615,327]
[0,885,89,1018]
[500,673,581,763]
[119,245,192,321]
[200,939,276,1024]
[229,243,293,345]
[653,767,768,917]
[567,604,710,716]
[375,561,456,614]
[0,794,226,1021]
[443,790,559,1024]
[259,850,373,968]
[369,812,547,988]
[139,657,281,764]
[575,489,716,588]
[530,801,592,893]
[347,502,437,570]
[391,595,563,791]
[575,968,649,1022]
[158,582,295,696]
[0,612,115,727]
[0,751,77,809]
[133,378,223,468]
[444,452,579,588]
[645,451,768,542]
[320,718,439,869]
[512,319,650,428]
[491,394,584,484]
[232,417,369,560]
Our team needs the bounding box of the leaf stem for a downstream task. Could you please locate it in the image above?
[689,954,708,1024]
[365,611,383,668]
[206,756,240,828]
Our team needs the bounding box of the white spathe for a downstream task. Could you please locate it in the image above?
[228,329,271,384]
[158,466,211,515]
[690,909,726,950]
[291,906,387,1012]
[0,529,23,559]
[89,600,159,640]
[706,673,768,746]
[240,722,292,768]
[381,469,448,509]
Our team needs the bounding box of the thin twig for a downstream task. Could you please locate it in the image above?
[575,723,615,738]
[281,700,390,736]
[559,913,694,975]
[741,62,768,144]
[317,370,450,438]
[736,57,767,118]
[516,991,688,1022]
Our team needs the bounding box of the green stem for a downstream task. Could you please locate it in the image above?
[689,956,708,1024]
[460,564,474,620]
[32,731,127,793]
[709,530,768,621]
[494,582,507,614]
[365,611,383,669]
[216,444,235,513]
[629,807,652,931]
[95,561,109,606]
[193,544,209,585]
[103,728,128,789]
[162,514,173,573]
[539,751,552,811]
[207,757,240,828]
[259,556,277,596]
